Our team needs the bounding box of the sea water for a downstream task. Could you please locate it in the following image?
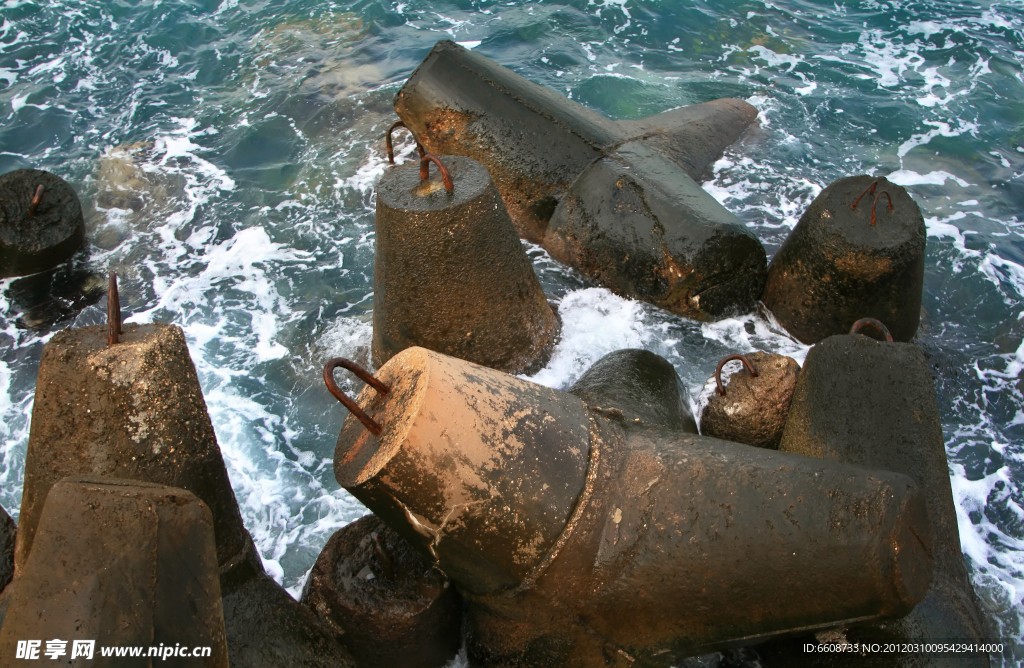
[0,0,1021,664]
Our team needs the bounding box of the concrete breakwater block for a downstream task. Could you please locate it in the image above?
[699,351,800,449]
[17,323,251,575]
[301,513,463,668]
[757,333,991,667]
[333,346,934,666]
[394,41,756,245]
[761,175,926,344]
[0,477,229,666]
[19,322,353,668]
[545,142,767,319]
[373,153,558,374]
[567,348,697,433]
[0,504,13,595]
[0,168,86,278]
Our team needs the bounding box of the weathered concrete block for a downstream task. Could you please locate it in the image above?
[568,348,697,433]
[761,175,926,343]
[373,154,558,374]
[758,333,990,667]
[700,351,800,449]
[0,477,228,666]
[20,322,354,668]
[545,142,767,319]
[0,168,85,278]
[335,346,934,666]
[0,504,13,595]
[394,40,756,245]
[301,513,462,668]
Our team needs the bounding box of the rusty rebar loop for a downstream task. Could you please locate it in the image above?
[385,121,425,165]
[715,354,759,397]
[851,180,878,210]
[419,154,454,192]
[323,358,390,436]
[371,534,394,579]
[871,190,894,226]
[107,272,122,346]
[849,317,894,342]
[27,184,44,217]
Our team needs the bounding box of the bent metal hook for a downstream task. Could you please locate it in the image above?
[324,358,390,436]
[849,317,894,342]
[715,354,758,397]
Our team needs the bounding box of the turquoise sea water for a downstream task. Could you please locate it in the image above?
[1,0,1022,663]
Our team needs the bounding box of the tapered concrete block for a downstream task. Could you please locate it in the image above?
[0,477,228,666]
[335,346,934,666]
[700,351,800,449]
[373,154,558,374]
[568,348,697,433]
[20,322,354,668]
[762,175,926,344]
[301,513,462,668]
[757,334,990,667]
[0,168,85,278]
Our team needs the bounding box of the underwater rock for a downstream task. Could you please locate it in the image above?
[373,153,558,374]
[544,142,767,320]
[394,40,757,245]
[761,175,926,344]
[568,348,697,432]
[19,320,350,668]
[0,477,228,666]
[4,261,105,331]
[756,333,991,667]
[334,346,933,666]
[301,513,463,668]
[0,168,85,278]
[699,351,800,449]
[95,142,160,212]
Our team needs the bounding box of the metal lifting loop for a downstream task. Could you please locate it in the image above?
[871,191,893,226]
[385,121,425,165]
[715,354,758,397]
[27,184,44,217]
[419,154,454,192]
[851,180,878,211]
[107,272,122,346]
[324,358,391,436]
[849,317,893,342]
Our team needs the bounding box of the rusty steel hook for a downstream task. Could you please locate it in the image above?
[849,317,893,342]
[871,191,893,226]
[107,272,122,346]
[27,184,44,217]
[419,154,454,192]
[851,180,878,210]
[324,358,390,436]
[386,121,425,165]
[715,354,758,397]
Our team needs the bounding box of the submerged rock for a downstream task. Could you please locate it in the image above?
[301,513,462,668]
[758,333,990,667]
[373,154,558,374]
[761,175,926,344]
[0,168,85,278]
[545,142,767,319]
[334,346,933,666]
[699,351,800,449]
[568,348,698,432]
[0,477,229,666]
